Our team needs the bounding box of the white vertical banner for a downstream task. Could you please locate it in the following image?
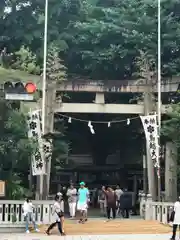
[140,115,160,174]
[38,111,53,166]
[27,110,46,176]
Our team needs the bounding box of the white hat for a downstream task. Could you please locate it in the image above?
[57,192,62,196]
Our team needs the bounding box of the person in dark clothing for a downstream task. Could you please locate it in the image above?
[102,186,117,221]
[120,189,132,218]
[98,188,106,216]
[170,197,180,240]
[61,186,67,202]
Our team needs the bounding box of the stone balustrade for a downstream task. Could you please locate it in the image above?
[0,200,54,232]
[0,196,175,232]
[139,193,174,224]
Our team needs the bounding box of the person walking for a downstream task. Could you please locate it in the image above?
[120,189,132,218]
[77,182,89,223]
[98,187,106,216]
[46,195,66,236]
[22,198,39,233]
[67,184,77,219]
[102,186,117,221]
[170,197,180,240]
[115,185,123,215]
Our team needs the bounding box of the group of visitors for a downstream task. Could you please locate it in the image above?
[98,185,132,220]
[22,182,133,234]
[57,181,89,223]
[64,183,133,221]
[23,181,89,234]
[23,186,180,239]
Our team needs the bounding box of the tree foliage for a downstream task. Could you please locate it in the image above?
[46,44,67,85]
[12,46,41,74]
[0,0,180,79]
[162,103,180,149]
[162,103,180,188]
[0,101,35,199]
[46,43,69,172]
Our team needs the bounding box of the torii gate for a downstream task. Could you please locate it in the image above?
[24,78,178,201]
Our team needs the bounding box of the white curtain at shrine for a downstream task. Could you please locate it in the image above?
[140,115,160,173]
[27,110,46,175]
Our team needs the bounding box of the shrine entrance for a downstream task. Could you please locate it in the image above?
[53,112,144,189]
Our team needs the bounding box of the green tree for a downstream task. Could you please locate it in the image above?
[46,43,69,165]
[12,46,41,74]
[65,0,180,79]
[47,44,67,84]
[0,101,35,199]
[0,0,83,57]
[1,0,180,79]
[162,103,180,149]
[162,103,180,190]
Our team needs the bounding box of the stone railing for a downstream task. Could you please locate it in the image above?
[151,201,174,224]
[0,200,54,232]
[0,197,175,232]
[139,193,174,224]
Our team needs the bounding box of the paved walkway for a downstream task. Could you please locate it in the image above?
[0,234,172,240]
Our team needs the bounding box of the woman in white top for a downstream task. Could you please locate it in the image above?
[170,197,180,240]
[115,185,123,215]
[22,198,39,233]
[46,195,65,236]
[67,184,77,219]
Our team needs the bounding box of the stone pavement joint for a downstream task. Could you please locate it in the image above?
[0,234,171,240]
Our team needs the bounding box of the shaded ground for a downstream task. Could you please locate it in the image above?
[37,219,171,235]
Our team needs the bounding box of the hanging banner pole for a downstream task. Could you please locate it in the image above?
[140,115,161,200]
[157,0,162,202]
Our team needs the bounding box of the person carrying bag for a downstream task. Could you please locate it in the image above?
[46,195,66,236]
